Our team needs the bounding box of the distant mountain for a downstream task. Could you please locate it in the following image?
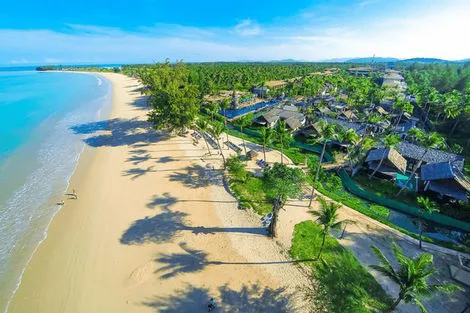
[397,58,450,64]
[345,57,400,63]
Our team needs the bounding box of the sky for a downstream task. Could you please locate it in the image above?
[1,0,469,65]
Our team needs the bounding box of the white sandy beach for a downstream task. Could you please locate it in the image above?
[7,73,307,313]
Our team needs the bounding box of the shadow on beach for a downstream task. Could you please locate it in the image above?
[141,283,296,313]
[154,242,315,279]
[119,208,267,246]
[70,118,168,147]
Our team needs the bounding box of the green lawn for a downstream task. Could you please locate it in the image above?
[229,175,273,215]
[290,221,392,313]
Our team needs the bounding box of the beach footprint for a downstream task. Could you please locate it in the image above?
[127,261,156,285]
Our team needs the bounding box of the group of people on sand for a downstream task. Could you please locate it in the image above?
[57,188,78,206]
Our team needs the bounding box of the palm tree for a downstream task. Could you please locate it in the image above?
[260,127,273,162]
[274,120,292,165]
[368,134,401,179]
[234,114,253,157]
[339,128,360,172]
[370,242,461,313]
[220,98,231,143]
[416,197,439,250]
[195,119,211,155]
[209,122,226,169]
[393,99,414,127]
[397,131,445,195]
[310,197,350,259]
[308,120,338,207]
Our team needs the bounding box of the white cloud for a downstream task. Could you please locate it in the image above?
[234,19,262,37]
[0,1,469,65]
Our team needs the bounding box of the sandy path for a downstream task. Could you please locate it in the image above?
[7,73,307,313]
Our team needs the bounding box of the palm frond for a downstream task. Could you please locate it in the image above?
[413,299,428,313]
[370,245,400,283]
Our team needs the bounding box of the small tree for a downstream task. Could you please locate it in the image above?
[263,163,304,237]
[220,98,231,142]
[274,120,293,165]
[195,119,211,155]
[339,128,360,172]
[234,114,253,157]
[209,122,226,169]
[368,134,401,179]
[370,242,461,313]
[310,197,351,259]
[260,127,273,162]
[226,155,247,182]
[416,197,439,250]
[308,120,338,207]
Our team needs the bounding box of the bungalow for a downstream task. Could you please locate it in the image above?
[315,106,334,116]
[347,66,374,77]
[338,110,358,121]
[254,106,306,131]
[253,87,269,98]
[395,141,465,172]
[421,162,470,201]
[365,148,407,178]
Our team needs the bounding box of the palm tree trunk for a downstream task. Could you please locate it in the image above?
[202,134,212,155]
[308,142,327,207]
[217,139,226,169]
[450,118,461,136]
[418,220,424,250]
[369,149,387,179]
[240,127,247,157]
[346,147,354,173]
[386,296,403,313]
[317,233,326,259]
[280,135,284,164]
[395,111,403,127]
[397,150,428,195]
[269,196,281,238]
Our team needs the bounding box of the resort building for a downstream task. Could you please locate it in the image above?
[365,148,407,178]
[252,87,269,98]
[254,105,306,131]
[421,162,470,201]
[347,66,375,77]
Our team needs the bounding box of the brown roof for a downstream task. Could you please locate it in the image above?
[264,80,287,89]
[366,148,407,174]
[342,110,357,120]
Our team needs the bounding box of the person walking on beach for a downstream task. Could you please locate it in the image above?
[72,189,78,199]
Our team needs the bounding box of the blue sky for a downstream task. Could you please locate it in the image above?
[1,0,469,65]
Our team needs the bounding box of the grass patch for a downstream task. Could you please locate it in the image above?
[230,175,273,215]
[290,220,392,313]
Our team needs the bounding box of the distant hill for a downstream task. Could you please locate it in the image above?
[345,57,400,63]
[397,58,450,64]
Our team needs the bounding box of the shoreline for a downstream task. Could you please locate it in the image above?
[7,73,303,313]
[0,71,113,313]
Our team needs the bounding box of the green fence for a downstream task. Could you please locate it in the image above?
[339,169,470,233]
[234,126,470,232]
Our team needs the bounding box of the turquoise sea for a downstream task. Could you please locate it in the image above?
[0,70,112,312]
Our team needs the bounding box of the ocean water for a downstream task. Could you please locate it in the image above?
[0,71,112,312]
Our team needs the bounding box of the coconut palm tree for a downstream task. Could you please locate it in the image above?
[274,120,292,165]
[209,122,226,169]
[416,197,439,250]
[397,131,445,195]
[308,120,338,207]
[234,114,253,157]
[393,99,414,127]
[339,128,360,172]
[220,98,231,142]
[260,127,273,162]
[370,242,461,313]
[195,119,211,155]
[368,134,401,179]
[310,197,351,259]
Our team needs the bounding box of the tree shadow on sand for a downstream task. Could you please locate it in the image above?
[120,209,267,245]
[142,283,296,313]
[71,118,168,147]
[154,242,315,279]
[146,193,237,210]
[169,164,224,188]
